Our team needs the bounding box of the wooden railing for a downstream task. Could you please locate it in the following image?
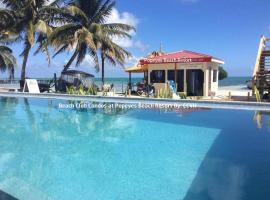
[253,36,267,77]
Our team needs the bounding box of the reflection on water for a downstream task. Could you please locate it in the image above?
[0,98,134,142]
[253,111,270,130]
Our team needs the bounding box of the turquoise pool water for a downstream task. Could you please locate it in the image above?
[0,97,270,200]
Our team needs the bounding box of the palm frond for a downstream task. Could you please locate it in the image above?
[34,33,51,64]
[49,23,81,47]
[75,42,87,66]
[2,0,24,10]
[0,44,17,73]
[35,19,52,36]
[66,5,89,24]
[27,21,35,46]
[53,44,69,57]
[91,0,115,24]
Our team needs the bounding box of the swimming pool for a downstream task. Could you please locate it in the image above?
[0,97,270,200]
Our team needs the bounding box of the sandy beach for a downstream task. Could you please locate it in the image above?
[214,84,253,101]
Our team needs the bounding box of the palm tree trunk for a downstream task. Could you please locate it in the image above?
[62,50,78,73]
[9,66,14,81]
[101,52,105,85]
[21,46,31,81]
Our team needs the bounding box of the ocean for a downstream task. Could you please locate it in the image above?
[95,77,251,92]
[0,77,251,93]
[218,77,251,86]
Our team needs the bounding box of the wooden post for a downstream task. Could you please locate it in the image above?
[174,63,177,83]
[228,92,231,100]
[128,89,131,97]
[247,92,250,101]
[54,73,57,91]
[128,72,132,90]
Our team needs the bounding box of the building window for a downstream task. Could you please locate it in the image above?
[168,70,175,81]
[213,70,218,82]
[150,70,165,83]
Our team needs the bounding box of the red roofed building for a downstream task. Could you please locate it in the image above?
[125,50,224,97]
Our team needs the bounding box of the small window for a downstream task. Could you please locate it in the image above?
[213,70,218,82]
[150,70,165,83]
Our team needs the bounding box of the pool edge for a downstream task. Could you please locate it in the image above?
[0,92,270,111]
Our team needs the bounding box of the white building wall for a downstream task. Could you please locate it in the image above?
[210,65,219,94]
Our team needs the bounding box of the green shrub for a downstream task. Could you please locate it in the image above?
[66,85,97,96]
[179,92,187,99]
[157,88,173,99]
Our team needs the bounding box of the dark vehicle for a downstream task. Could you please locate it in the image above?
[57,70,95,92]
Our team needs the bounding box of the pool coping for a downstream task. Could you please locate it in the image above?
[0,92,270,111]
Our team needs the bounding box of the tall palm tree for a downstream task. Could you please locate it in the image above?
[0,40,16,80]
[0,0,63,81]
[49,0,134,85]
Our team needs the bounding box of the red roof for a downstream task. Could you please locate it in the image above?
[139,50,224,65]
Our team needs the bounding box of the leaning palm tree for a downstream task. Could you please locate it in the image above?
[0,0,64,81]
[0,40,16,80]
[99,40,131,84]
[49,0,134,84]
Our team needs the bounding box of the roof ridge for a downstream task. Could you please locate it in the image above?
[181,50,212,57]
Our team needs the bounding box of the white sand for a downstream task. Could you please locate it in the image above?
[217,84,252,96]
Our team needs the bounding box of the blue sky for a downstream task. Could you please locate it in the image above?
[1,0,270,78]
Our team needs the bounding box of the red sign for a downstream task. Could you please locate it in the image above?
[140,57,212,65]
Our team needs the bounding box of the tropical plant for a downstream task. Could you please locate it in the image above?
[0,41,16,80]
[157,88,173,99]
[0,0,63,81]
[178,92,187,99]
[102,83,111,92]
[66,85,97,95]
[49,0,134,84]
[219,66,228,80]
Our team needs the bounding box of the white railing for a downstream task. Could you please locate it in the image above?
[253,36,267,76]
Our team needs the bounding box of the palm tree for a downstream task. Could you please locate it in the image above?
[0,40,16,80]
[100,41,131,85]
[0,0,63,81]
[49,0,134,85]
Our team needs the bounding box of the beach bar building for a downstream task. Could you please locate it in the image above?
[125,50,224,97]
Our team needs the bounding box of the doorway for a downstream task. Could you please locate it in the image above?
[168,70,184,92]
[186,69,204,96]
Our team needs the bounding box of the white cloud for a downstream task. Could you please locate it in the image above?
[126,55,141,67]
[106,8,139,28]
[134,40,149,52]
[106,8,148,52]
